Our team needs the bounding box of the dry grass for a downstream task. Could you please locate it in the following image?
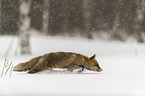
[1,59,13,78]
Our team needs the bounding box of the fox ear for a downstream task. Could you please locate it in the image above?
[90,54,96,60]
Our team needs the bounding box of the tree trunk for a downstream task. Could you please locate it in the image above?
[62,0,69,33]
[111,0,123,40]
[19,0,31,54]
[134,0,145,42]
[82,0,92,39]
[42,0,50,35]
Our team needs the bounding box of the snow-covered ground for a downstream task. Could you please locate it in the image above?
[0,34,145,96]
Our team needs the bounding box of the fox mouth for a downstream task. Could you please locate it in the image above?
[86,67,103,72]
[96,68,103,72]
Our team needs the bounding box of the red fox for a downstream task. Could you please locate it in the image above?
[13,52,103,74]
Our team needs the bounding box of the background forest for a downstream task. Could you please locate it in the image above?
[0,0,145,42]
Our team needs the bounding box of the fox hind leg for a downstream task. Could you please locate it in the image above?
[27,58,48,74]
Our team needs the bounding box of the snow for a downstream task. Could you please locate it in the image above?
[0,34,145,96]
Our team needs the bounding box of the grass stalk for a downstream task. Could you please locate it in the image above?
[1,59,7,77]
[9,64,13,78]
[4,61,12,75]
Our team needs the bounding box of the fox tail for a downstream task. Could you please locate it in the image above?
[13,56,42,71]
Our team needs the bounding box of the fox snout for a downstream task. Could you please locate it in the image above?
[86,67,103,72]
[96,68,103,72]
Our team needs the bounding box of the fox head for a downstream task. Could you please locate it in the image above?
[85,54,103,72]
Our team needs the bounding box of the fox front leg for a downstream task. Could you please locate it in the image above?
[66,65,79,72]
[65,64,86,73]
[78,67,86,73]
[64,64,80,72]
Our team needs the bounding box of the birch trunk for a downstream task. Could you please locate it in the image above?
[19,0,31,54]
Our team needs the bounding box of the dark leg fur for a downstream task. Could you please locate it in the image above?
[65,64,78,72]
[27,57,48,74]
[65,64,85,73]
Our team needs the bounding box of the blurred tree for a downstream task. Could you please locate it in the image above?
[120,0,135,34]
[134,0,145,42]
[42,0,50,35]
[82,0,93,39]
[1,0,19,35]
[30,0,43,31]
[18,0,31,54]
[62,0,69,33]
[49,0,63,35]
[111,0,124,40]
